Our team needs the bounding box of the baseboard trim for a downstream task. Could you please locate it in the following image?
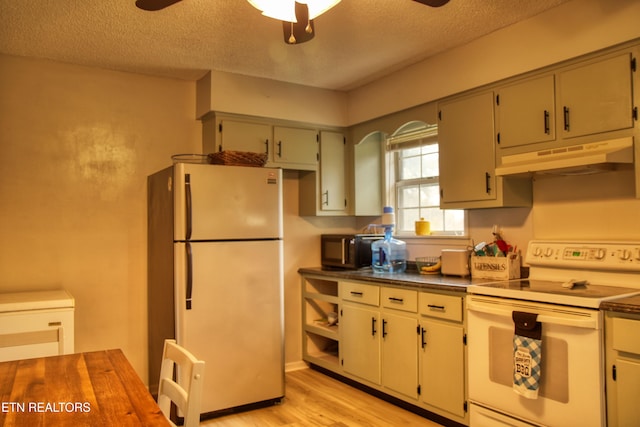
[285,360,309,372]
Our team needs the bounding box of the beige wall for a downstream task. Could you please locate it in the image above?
[0,55,201,381]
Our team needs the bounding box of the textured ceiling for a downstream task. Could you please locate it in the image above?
[0,0,570,91]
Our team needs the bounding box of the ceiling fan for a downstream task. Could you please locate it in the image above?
[135,0,450,43]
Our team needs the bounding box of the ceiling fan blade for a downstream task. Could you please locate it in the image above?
[413,0,450,7]
[135,0,182,11]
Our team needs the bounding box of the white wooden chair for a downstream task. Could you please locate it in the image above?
[157,339,205,427]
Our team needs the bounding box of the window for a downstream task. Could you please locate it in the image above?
[387,122,465,236]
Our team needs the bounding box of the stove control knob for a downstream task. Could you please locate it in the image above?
[635,248,640,261]
[595,248,606,260]
[619,249,631,261]
[533,246,542,257]
[544,247,554,257]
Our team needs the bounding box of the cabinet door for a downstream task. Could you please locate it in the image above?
[219,120,270,154]
[438,91,496,203]
[614,358,640,426]
[341,304,380,385]
[354,133,383,216]
[381,312,419,399]
[558,53,634,139]
[273,126,318,169]
[319,131,346,211]
[421,319,465,417]
[496,75,556,148]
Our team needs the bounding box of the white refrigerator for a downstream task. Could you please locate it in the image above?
[147,162,284,417]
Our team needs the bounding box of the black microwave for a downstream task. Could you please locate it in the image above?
[321,234,384,270]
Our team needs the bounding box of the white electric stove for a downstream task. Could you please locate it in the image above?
[466,240,640,427]
[469,240,640,308]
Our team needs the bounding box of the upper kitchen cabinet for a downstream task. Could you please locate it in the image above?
[200,113,318,171]
[217,119,270,154]
[495,74,556,149]
[272,126,318,170]
[353,132,384,216]
[438,91,532,209]
[558,52,635,140]
[299,130,349,216]
[319,131,347,211]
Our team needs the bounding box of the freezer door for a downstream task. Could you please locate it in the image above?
[174,240,284,413]
[173,163,283,241]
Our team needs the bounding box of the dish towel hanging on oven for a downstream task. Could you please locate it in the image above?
[512,311,542,399]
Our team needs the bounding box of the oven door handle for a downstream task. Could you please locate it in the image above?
[467,298,599,329]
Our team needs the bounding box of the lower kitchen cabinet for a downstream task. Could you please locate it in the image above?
[341,303,381,384]
[381,287,419,400]
[419,292,466,419]
[340,281,381,385]
[605,311,640,427]
[300,272,469,426]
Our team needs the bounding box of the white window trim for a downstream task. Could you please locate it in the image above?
[384,122,468,238]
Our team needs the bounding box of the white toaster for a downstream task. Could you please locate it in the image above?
[441,249,471,277]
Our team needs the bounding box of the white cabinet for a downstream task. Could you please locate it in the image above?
[419,292,466,420]
[353,132,384,216]
[319,131,347,211]
[273,126,318,170]
[438,92,532,209]
[495,50,636,156]
[299,130,349,216]
[300,272,470,427]
[557,52,635,140]
[605,311,640,427]
[496,75,556,149]
[380,287,419,400]
[218,119,271,155]
[201,114,318,171]
[340,281,381,384]
[0,290,75,362]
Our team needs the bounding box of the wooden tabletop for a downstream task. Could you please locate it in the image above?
[0,349,170,426]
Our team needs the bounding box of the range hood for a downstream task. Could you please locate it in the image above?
[495,137,634,176]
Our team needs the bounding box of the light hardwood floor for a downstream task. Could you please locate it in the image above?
[200,367,445,426]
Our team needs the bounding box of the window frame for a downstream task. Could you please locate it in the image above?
[385,122,467,237]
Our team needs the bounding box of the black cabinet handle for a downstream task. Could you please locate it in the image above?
[371,317,377,336]
[382,319,388,338]
[265,139,269,155]
[544,110,550,134]
[421,327,427,348]
[277,141,282,157]
[388,297,404,303]
[485,172,492,195]
[428,304,446,311]
[350,291,363,296]
[563,106,570,131]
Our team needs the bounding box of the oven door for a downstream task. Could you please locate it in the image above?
[467,295,605,427]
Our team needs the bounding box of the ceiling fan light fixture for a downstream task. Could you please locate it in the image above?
[247,0,340,22]
[247,0,298,22]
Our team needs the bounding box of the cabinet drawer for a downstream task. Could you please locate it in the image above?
[419,293,463,322]
[340,282,379,306]
[381,287,417,313]
[612,317,640,354]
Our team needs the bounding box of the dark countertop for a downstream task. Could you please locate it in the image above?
[601,295,640,315]
[298,266,504,293]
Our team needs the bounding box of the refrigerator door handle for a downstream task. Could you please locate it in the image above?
[185,174,192,240]
[186,242,193,310]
